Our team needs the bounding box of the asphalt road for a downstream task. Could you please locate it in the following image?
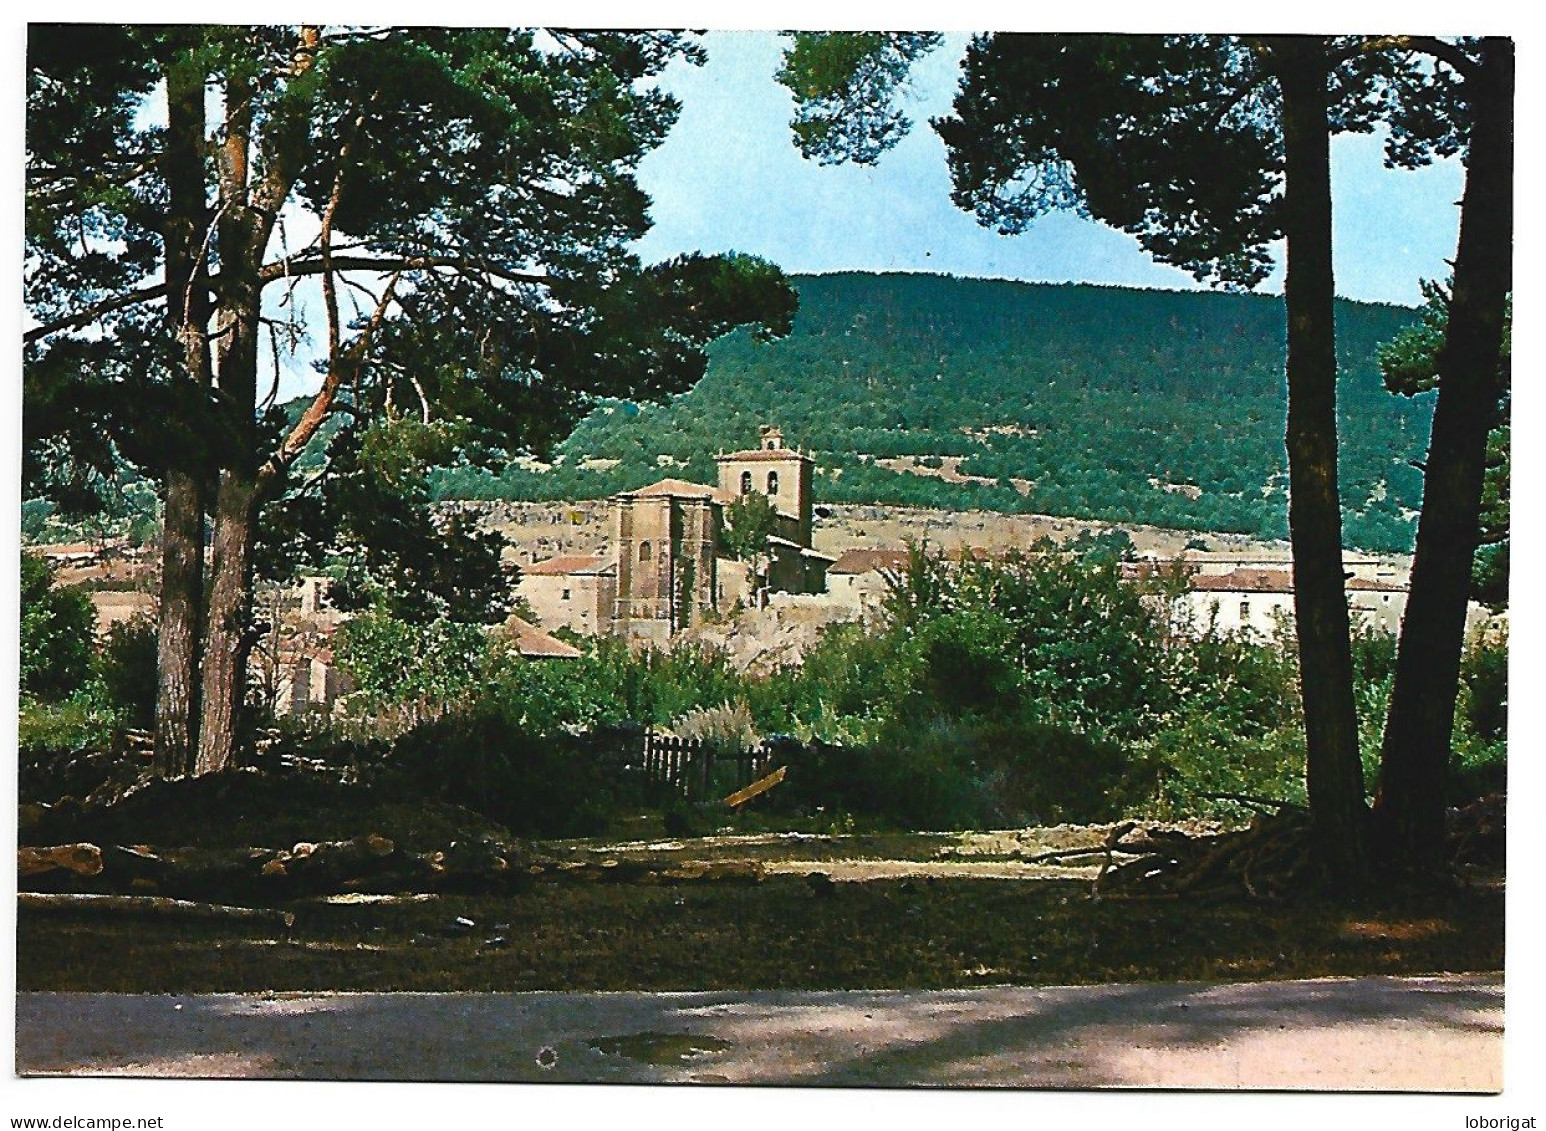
[15,974,1502,1090]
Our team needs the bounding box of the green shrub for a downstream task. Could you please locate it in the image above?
[95,614,158,730]
[386,701,624,837]
[1450,626,1507,801]
[1461,625,1507,743]
[752,621,908,744]
[334,608,490,726]
[969,717,1153,826]
[662,797,716,838]
[766,710,1149,832]
[20,552,96,701]
[18,684,119,757]
[1141,714,1308,821]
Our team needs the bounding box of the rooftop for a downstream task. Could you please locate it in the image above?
[828,548,913,576]
[503,616,583,660]
[522,555,614,577]
[624,477,724,500]
[717,446,814,464]
[1188,568,1405,594]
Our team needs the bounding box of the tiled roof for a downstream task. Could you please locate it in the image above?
[717,446,814,463]
[1187,568,1407,595]
[1345,576,1406,592]
[625,477,722,500]
[828,548,912,576]
[1190,569,1296,593]
[522,555,612,577]
[503,616,583,659]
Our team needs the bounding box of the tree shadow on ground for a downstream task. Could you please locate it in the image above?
[15,975,1502,1090]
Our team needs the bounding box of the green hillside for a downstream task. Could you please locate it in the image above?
[433,272,1430,552]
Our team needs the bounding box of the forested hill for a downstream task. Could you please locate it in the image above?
[431,272,1432,552]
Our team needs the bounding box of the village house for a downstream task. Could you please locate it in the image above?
[259,577,350,717]
[272,636,353,718]
[516,554,617,638]
[1177,549,1407,587]
[1175,567,1409,636]
[611,477,723,643]
[825,548,912,615]
[37,541,103,567]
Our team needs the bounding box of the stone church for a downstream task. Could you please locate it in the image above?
[518,426,833,642]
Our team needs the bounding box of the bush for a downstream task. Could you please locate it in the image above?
[20,552,96,701]
[970,717,1154,826]
[770,736,978,830]
[385,701,626,837]
[764,712,1149,832]
[752,621,908,744]
[1451,625,1507,801]
[334,609,490,726]
[95,614,158,730]
[1461,625,1507,743]
[670,701,759,751]
[894,550,1176,741]
[18,684,119,759]
[261,713,393,779]
[1141,714,1308,821]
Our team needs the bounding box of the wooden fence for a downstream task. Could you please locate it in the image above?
[634,732,778,803]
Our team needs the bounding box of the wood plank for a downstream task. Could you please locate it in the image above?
[723,765,787,810]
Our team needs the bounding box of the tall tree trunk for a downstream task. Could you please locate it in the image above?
[195,69,264,775]
[154,470,203,776]
[189,33,318,774]
[1375,38,1514,873]
[195,468,260,774]
[1274,38,1369,885]
[152,42,211,776]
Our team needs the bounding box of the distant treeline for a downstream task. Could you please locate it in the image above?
[430,273,1430,553]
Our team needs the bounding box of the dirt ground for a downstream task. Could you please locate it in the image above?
[18,771,1505,997]
[16,868,1505,996]
[17,781,1507,1091]
[15,974,1503,1089]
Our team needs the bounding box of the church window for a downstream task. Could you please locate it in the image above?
[740,471,752,494]
[639,541,651,562]
[767,470,779,495]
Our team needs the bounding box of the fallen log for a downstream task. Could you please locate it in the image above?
[1090,821,1137,899]
[18,892,295,929]
[263,833,397,884]
[1091,808,1316,901]
[1018,844,1132,866]
[525,856,766,885]
[19,843,103,878]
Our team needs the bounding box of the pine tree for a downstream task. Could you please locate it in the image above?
[25,25,796,774]
[778,32,1511,883]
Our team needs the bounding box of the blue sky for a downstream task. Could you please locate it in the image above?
[249,28,1473,401]
[232,27,1473,403]
[253,28,1471,403]
[634,31,1466,307]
